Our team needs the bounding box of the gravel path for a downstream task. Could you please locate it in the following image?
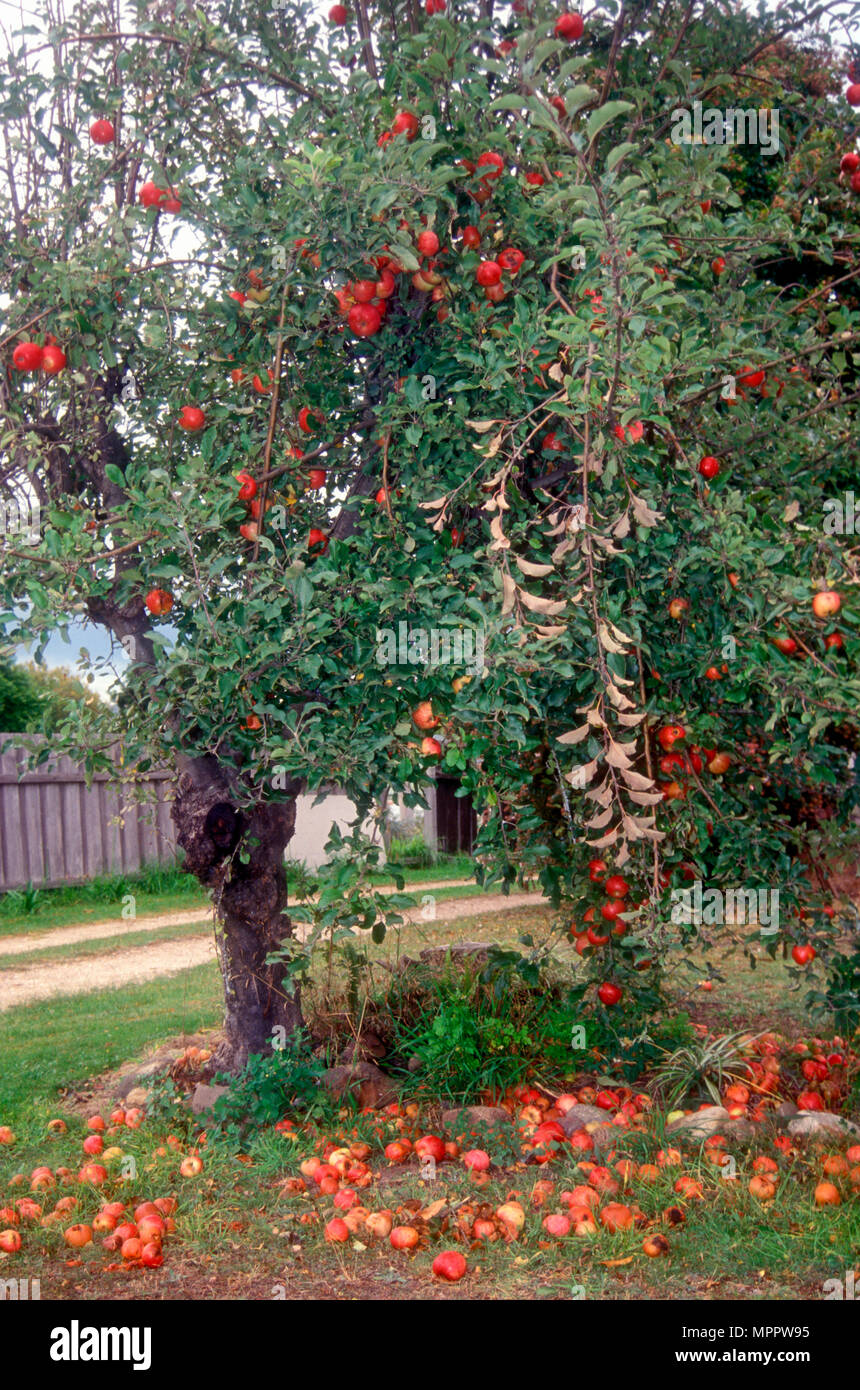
[0,889,545,1011]
[0,878,483,959]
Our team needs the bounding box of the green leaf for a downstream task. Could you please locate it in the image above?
[586,100,635,142]
[606,142,636,172]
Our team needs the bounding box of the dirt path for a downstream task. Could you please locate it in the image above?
[0,878,484,959]
[0,890,545,1011]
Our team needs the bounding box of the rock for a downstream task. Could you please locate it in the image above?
[722,1118,756,1142]
[123,1086,151,1108]
[190,1083,230,1116]
[666,1105,730,1138]
[787,1111,860,1140]
[319,1062,398,1109]
[114,1051,175,1100]
[399,943,498,975]
[407,1056,423,1073]
[775,1101,799,1120]
[339,1031,387,1064]
[442,1105,512,1133]
[559,1104,609,1135]
[588,1124,617,1153]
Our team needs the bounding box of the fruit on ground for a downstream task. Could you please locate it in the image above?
[389,1225,420,1250]
[365,1212,392,1238]
[0,1230,22,1253]
[0,1127,16,1145]
[495,1201,525,1234]
[64,1223,93,1248]
[179,1155,204,1177]
[600,1202,633,1231]
[814,1182,841,1206]
[324,1217,350,1242]
[542,1213,571,1237]
[432,1250,467,1281]
[748,1176,776,1200]
[643,1234,670,1257]
[78,1164,108,1185]
[462,1149,490,1172]
[414,1135,445,1163]
[796,1090,824,1110]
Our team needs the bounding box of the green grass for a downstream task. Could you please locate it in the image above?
[0,887,208,938]
[0,855,477,939]
[2,1086,856,1302]
[0,963,221,1123]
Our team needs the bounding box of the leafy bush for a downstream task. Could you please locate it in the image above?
[210,1040,333,1131]
[386,834,435,868]
[0,860,201,918]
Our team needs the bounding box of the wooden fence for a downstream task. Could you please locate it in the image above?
[0,738,178,891]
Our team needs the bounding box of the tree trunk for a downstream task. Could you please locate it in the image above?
[171,763,304,1075]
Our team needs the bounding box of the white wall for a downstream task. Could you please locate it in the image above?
[287,793,385,869]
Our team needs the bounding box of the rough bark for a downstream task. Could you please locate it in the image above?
[171,764,304,1075]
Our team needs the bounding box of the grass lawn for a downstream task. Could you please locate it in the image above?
[0,899,855,1302]
[0,901,822,1122]
[0,853,478,941]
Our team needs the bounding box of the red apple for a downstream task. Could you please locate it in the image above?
[89,118,115,144]
[432,1249,467,1280]
[178,405,206,432]
[812,591,841,619]
[554,12,584,39]
[12,342,43,372]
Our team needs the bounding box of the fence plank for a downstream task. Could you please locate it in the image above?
[0,735,179,890]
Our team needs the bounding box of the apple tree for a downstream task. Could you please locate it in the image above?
[1,0,859,1071]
